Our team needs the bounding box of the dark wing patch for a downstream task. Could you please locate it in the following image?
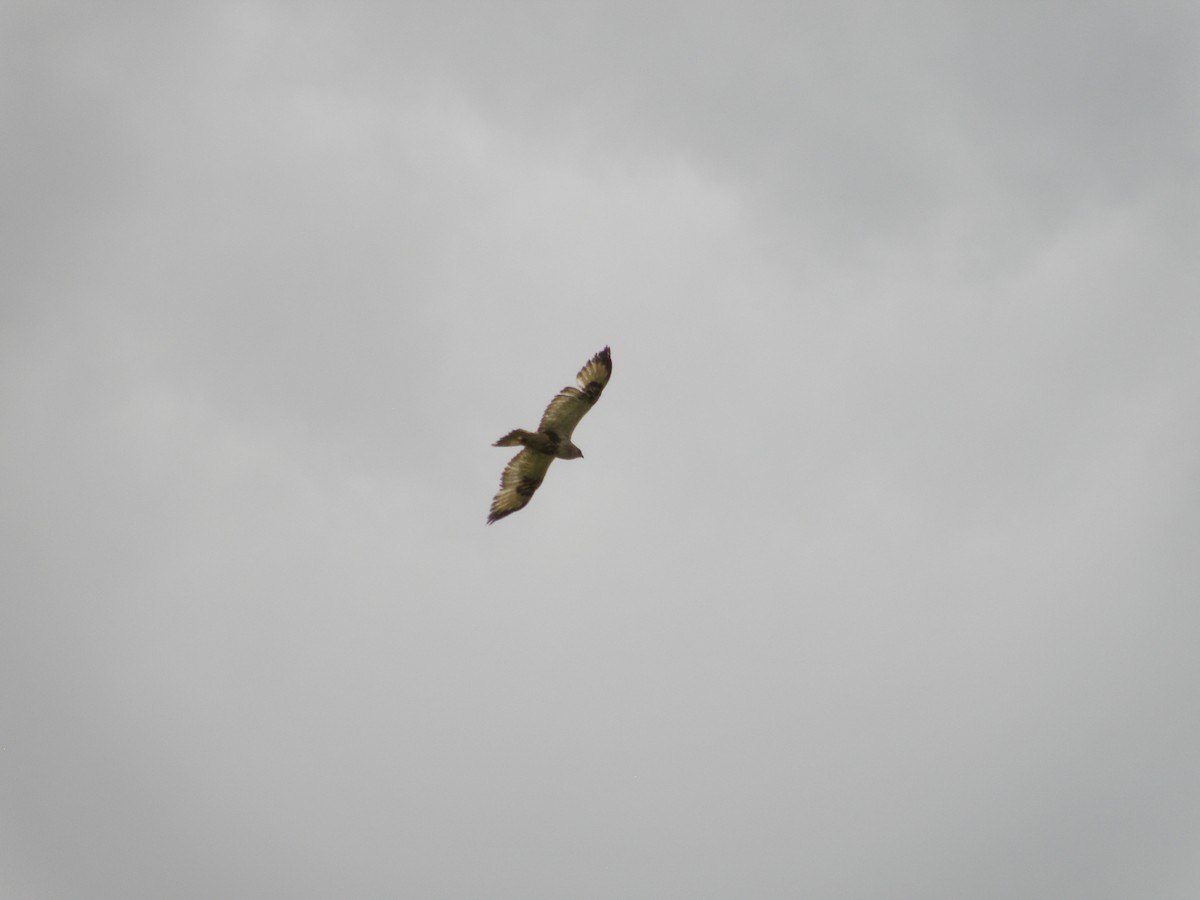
[537,346,612,439]
[487,448,554,524]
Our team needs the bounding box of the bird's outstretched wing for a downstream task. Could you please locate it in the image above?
[487,448,554,524]
[537,346,612,440]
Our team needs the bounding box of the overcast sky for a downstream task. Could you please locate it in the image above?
[2,2,1199,898]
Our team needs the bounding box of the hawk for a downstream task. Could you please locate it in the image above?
[487,346,612,524]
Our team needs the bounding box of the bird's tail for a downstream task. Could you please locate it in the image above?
[493,428,535,447]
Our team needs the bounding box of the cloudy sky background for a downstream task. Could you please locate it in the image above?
[3,2,1199,897]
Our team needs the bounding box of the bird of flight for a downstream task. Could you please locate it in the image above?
[487,346,613,524]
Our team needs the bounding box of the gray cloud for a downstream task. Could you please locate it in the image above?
[2,2,1198,898]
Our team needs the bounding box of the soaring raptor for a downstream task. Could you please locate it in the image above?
[487,346,612,524]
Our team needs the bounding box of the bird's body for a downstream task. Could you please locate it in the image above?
[492,428,583,459]
[487,346,612,524]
